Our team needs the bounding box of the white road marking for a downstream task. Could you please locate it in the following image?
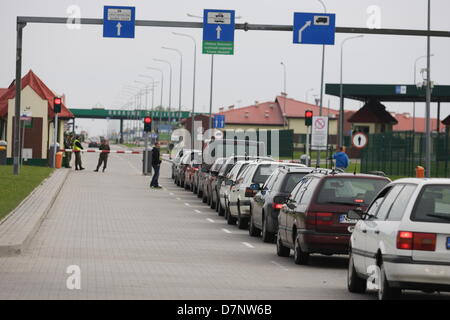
[271,261,289,271]
[242,242,255,249]
[176,197,181,201]
[221,228,232,234]
[206,218,215,223]
[170,193,174,196]
[195,210,202,214]
[185,203,191,207]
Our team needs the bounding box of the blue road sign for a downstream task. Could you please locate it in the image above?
[293,12,336,45]
[214,115,225,128]
[203,9,235,55]
[203,9,235,42]
[103,6,136,39]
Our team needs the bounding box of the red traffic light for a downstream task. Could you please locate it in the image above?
[54,97,61,105]
[144,117,152,124]
[305,110,313,118]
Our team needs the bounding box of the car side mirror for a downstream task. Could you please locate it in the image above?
[225,179,234,186]
[347,208,365,220]
[201,167,209,173]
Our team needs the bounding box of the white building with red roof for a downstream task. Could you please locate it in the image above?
[0,70,73,165]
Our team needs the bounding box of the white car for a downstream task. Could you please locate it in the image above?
[348,178,450,300]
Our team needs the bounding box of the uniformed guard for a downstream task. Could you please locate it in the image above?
[72,135,85,171]
[94,139,110,172]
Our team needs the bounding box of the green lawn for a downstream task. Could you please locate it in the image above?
[0,166,53,221]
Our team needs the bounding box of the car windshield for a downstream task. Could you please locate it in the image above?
[252,164,281,184]
[317,177,389,205]
[411,185,450,223]
[280,173,308,193]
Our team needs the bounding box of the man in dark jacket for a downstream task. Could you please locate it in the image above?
[94,139,110,172]
[150,142,162,188]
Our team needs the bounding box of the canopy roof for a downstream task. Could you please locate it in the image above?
[325,84,450,103]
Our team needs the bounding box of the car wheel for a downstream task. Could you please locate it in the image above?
[209,192,215,209]
[193,184,197,194]
[262,214,275,243]
[347,251,367,293]
[202,191,207,203]
[237,202,249,229]
[218,198,225,217]
[198,188,203,198]
[276,230,290,257]
[294,235,309,265]
[227,205,237,225]
[248,212,261,237]
[378,260,401,300]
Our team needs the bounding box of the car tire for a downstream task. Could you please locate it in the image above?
[276,230,290,257]
[227,206,237,225]
[294,235,309,265]
[218,198,225,217]
[237,202,249,229]
[248,212,261,237]
[202,191,207,203]
[378,261,401,300]
[210,192,215,209]
[347,251,367,293]
[198,188,203,198]
[262,214,275,243]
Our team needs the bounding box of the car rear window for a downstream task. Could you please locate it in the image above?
[252,164,280,184]
[411,185,450,224]
[317,177,389,205]
[280,173,308,193]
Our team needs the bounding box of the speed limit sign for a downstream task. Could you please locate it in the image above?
[352,132,368,149]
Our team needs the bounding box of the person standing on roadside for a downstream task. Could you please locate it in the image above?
[63,133,73,168]
[72,135,85,171]
[94,139,110,172]
[150,142,162,188]
[332,146,349,171]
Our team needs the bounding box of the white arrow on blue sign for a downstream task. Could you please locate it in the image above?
[103,6,136,39]
[293,12,336,45]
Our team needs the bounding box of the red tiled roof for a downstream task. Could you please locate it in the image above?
[443,115,450,126]
[393,113,442,132]
[0,88,7,99]
[218,101,285,125]
[276,96,340,118]
[348,99,398,124]
[0,70,73,118]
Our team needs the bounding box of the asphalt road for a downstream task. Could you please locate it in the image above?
[0,146,447,300]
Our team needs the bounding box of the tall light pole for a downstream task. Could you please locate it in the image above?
[339,35,364,148]
[280,61,287,129]
[162,46,183,125]
[425,0,432,178]
[414,54,434,132]
[147,67,164,132]
[173,32,197,150]
[154,58,173,128]
[138,74,159,111]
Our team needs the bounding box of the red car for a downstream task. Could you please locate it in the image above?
[277,170,390,265]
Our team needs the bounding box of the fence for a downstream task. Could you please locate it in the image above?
[361,131,450,178]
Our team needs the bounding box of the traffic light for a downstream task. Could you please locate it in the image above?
[54,97,62,114]
[305,110,313,126]
[143,116,152,132]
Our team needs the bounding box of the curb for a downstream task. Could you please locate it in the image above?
[0,169,70,257]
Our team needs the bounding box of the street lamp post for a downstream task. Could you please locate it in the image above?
[280,62,287,129]
[138,75,158,112]
[162,47,183,125]
[339,35,364,148]
[154,58,173,129]
[173,32,197,150]
[147,67,165,134]
[425,0,432,178]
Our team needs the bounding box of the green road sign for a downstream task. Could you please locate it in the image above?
[202,41,234,55]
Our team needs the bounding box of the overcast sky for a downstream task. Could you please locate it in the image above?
[1,0,449,136]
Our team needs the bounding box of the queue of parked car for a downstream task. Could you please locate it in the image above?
[170,147,450,300]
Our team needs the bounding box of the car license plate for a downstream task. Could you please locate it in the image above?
[340,214,358,224]
[447,237,450,250]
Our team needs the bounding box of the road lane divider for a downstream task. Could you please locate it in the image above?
[221,228,232,234]
[242,242,255,249]
[206,218,215,223]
